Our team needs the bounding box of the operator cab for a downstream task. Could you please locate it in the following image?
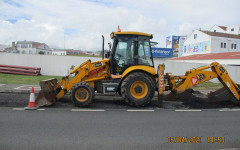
[109,32,154,75]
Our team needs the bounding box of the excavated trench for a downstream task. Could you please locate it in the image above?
[162,87,240,109]
[0,87,239,109]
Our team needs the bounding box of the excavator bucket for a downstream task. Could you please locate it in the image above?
[36,78,58,107]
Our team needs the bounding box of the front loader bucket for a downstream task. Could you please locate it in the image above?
[36,78,58,107]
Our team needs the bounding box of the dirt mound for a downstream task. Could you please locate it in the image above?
[163,87,240,108]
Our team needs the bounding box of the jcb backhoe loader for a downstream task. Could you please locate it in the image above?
[35,31,240,107]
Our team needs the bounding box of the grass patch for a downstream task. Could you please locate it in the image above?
[0,73,224,90]
[0,73,65,85]
[192,81,223,90]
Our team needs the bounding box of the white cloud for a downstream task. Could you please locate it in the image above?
[0,0,240,50]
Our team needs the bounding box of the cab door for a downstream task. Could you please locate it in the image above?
[111,35,136,75]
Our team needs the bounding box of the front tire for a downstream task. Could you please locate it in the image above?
[71,82,94,107]
[121,72,155,107]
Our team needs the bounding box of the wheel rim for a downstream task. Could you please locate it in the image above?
[75,88,89,102]
[130,81,148,99]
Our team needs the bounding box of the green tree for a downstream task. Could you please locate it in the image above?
[38,51,44,55]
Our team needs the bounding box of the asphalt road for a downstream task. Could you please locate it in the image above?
[0,107,240,150]
[0,93,239,109]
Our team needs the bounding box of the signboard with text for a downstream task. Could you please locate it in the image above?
[151,47,173,58]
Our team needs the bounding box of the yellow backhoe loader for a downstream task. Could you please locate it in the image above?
[35,31,240,107]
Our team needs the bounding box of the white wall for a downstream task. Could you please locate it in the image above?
[210,25,226,33]
[0,53,101,76]
[226,25,240,35]
[0,53,239,84]
[52,51,67,55]
[211,36,240,53]
[0,53,169,76]
[183,30,211,56]
[17,47,37,54]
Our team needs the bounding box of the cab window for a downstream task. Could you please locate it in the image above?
[138,36,153,67]
[112,35,135,75]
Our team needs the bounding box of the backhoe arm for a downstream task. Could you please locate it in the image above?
[36,59,110,106]
[55,59,110,99]
[161,62,240,102]
[210,62,240,100]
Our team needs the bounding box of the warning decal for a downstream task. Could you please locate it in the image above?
[191,77,198,85]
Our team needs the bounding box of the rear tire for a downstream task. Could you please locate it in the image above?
[71,82,94,107]
[121,72,155,107]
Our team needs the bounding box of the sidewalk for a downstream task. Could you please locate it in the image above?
[0,84,41,94]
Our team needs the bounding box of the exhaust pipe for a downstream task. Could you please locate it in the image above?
[102,35,104,60]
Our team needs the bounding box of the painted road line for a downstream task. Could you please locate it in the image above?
[19,89,41,91]
[219,108,240,112]
[13,108,25,111]
[24,85,41,87]
[14,85,27,90]
[27,87,41,89]
[175,109,202,112]
[127,110,154,112]
[37,109,45,111]
[71,109,105,112]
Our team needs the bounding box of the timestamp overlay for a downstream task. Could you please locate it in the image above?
[167,136,225,144]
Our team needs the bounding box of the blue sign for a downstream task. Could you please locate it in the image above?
[151,48,173,58]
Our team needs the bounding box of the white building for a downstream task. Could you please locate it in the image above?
[16,41,52,55]
[0,44,6,52]
[226,25,240,35]
[52,50,67,55]
[183,30,240,56]
[210,25,227,33]
[210,25,240,35]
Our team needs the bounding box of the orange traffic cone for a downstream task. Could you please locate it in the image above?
[24,87,38,110]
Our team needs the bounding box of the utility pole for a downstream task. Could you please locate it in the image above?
[64,34,65,50]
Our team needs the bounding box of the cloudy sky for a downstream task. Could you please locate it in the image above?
[0,0,240,50]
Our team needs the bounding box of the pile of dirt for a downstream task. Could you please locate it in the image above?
[162,87,240,108]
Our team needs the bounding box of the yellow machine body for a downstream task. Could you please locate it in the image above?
[36,59,111,106]
[121,65,156,78]
[35,31,240,107]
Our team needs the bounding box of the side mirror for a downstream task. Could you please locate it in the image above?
[105,51,110,58]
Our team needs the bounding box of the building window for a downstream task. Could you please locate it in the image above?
[231,43,234,49]
[224,43,226,48]
[221,42,223,48]
[231,28,234,31]
[234,44,237,49]
[194,34,197,39]
[21,44,28,48]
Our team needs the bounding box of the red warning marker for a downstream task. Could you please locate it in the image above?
[191,77,198,85]
[24,87,38,110]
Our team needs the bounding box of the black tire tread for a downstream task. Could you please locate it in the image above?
[121,72,155,107]
[70,82,94,107]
